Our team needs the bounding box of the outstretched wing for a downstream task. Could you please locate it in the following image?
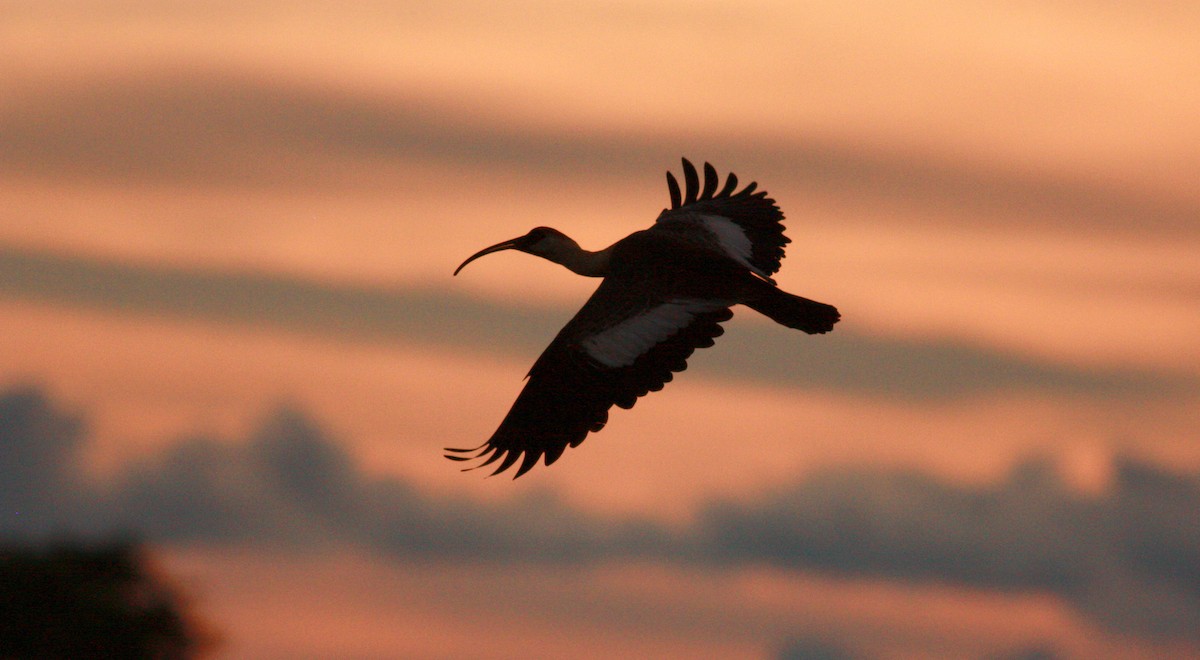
[444,269,733,478]
[654,158,789,281]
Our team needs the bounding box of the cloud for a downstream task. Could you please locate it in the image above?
[2,71,1197,238]
[2,245,1194,402]
[0,387,89,535]
[986,645,1060,660]
[2,385,1198,640]
[692,456,1200,638]
[776,636,856,660]
[693,458,1089,590]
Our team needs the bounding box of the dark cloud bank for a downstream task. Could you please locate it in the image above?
[3,386,1198,643]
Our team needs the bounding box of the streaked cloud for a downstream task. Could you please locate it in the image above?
[1,245,1193,401]
[4,385,1198,641]
[2,72,1197,238]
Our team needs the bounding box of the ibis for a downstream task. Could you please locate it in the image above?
[447,158,840,478]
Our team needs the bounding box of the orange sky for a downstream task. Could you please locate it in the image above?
[163,547,1200,659]
[3,1,1199,657]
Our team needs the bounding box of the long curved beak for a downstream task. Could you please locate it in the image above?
[453,238,521,276]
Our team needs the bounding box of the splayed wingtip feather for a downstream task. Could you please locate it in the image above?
[666,171,681,208]
[718,171,738,197]
[682,158,700,204]
[701,162,718,199]
[491,449,522,477]
[514,451,541,478]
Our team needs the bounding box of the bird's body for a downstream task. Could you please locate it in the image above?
[448,159,839,477]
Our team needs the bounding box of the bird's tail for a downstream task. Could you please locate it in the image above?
[745,285,840,334]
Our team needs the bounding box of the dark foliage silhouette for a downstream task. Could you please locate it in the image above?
[0,540,211,658]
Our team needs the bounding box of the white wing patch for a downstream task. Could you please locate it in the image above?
[581,299,726,368]
[696,214,772,280]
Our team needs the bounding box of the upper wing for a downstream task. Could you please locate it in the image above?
[444,270,733,478]
[653,158,790,280]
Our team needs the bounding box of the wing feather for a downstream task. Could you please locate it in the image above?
[682,158,700,204]
[444,271,733,478]
[717,171,739,198]
[701,162,719,199]
[666,170,681,209]
[654,158,789,276]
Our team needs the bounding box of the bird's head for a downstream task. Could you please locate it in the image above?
[454,227,579,275]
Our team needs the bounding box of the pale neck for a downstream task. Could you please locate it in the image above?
[556,245,610,277]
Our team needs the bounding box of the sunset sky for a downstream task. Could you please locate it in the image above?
[2,1,1199,657]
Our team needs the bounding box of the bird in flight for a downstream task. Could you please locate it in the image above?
[447,158,839,478]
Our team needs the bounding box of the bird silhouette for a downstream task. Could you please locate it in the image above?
[447,158,839,477]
